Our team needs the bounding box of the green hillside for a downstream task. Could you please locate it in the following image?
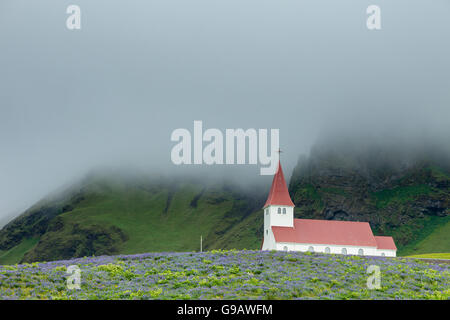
[0,172,265,264]
[1,146,449,264]
[289,147,450,257]
[406,253,450,259]
[0,238,38,265]
[399,216,450,256]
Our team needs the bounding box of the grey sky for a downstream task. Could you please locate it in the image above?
[1,0,449,222]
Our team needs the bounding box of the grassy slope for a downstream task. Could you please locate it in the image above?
[290,161,450,257]
[389,165,449,255]
[209,206,263,250]
[406,253,450,259]
[398,216,450,256]
[60,183,235,254]
[371,184,434,209]
[0,238,38,264]
[0,176,265,264]
[1,160,448,264]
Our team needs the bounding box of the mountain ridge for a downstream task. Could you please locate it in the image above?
[0,145,449,264]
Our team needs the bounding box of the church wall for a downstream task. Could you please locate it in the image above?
[262,226,277,250]
[274,242,390,256]
[267,205,293,227]
[375,249,396,257]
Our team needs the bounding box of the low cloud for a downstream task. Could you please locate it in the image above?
[0,0,449,222]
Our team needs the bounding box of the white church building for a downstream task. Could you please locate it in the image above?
[261,161,397,257]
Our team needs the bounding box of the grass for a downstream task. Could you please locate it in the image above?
[0,238,39,264]
[398,215,450,256]
[429,165,450,181]
[320,187,348,196]
[371,184,433,209]
[406,253,450,259]
[59,183,235,254]
[1,166,447,265]
[3,179,264,264]
[293,184,324,211]
[0,250,448,300]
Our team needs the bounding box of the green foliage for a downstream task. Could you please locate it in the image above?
[294,184,321,202]
[96,263,136,280]
[371,185,433,209]
[406,253,450,259]
[54,265,67,272]
[289,160,449,256]
[1,158,448,265]
[320,187,348,196]
[0,177,266,264]
[0,238,39,265]
[21,223,127,263]
[398,216,450,256]
[3,250,448,300]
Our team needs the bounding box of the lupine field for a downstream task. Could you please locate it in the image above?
[0,250,449,300]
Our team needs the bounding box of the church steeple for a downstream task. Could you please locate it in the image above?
[262,158,294,249]
[263,160,295,208]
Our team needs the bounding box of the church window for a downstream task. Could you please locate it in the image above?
[325,247,330,253]
[282,208,286,214]
[308,246,314,253]
[381,252,385,257]
[358,249,364,255]
[266,230,268,235]
[283,246,288,251]
[341,248,347,255]
[277,208,281,214]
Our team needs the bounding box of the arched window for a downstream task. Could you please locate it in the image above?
[283,246,288,251]
[277,208,281,214]
[265,209,268,215]
[341,248,347,255]
[308,246,314,253]
[266,230,268,235]
[358,249,364,255]
[381,252,385,257]
[282,208,286,214]
[325,247,331,254]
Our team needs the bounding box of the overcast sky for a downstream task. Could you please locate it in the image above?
[0,0,449,222]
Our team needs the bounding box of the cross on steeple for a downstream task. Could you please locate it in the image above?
[277,148,283,162]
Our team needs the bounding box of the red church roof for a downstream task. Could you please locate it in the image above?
[374,236,397,250]
[264,161,295,208]
[272,219,379,247]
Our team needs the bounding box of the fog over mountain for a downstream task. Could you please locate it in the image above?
[0,0,449,223]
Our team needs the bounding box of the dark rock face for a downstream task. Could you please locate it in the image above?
[325,209,350,220]
[0,191,87,251]
[423,200,446,216]
[0,207,60,250]
[21,222,128,263]
[289,145,450,249]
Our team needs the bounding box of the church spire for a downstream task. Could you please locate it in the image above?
[263,160,295,208]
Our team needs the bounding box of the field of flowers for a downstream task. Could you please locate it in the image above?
[0,250,449,300]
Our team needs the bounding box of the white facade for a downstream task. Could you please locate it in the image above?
[262,204,396,257]
[262,205,292,251]
[262,204,289,251]
[274,242,396,257]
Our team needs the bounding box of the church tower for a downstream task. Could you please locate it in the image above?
[262,160,295,250]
